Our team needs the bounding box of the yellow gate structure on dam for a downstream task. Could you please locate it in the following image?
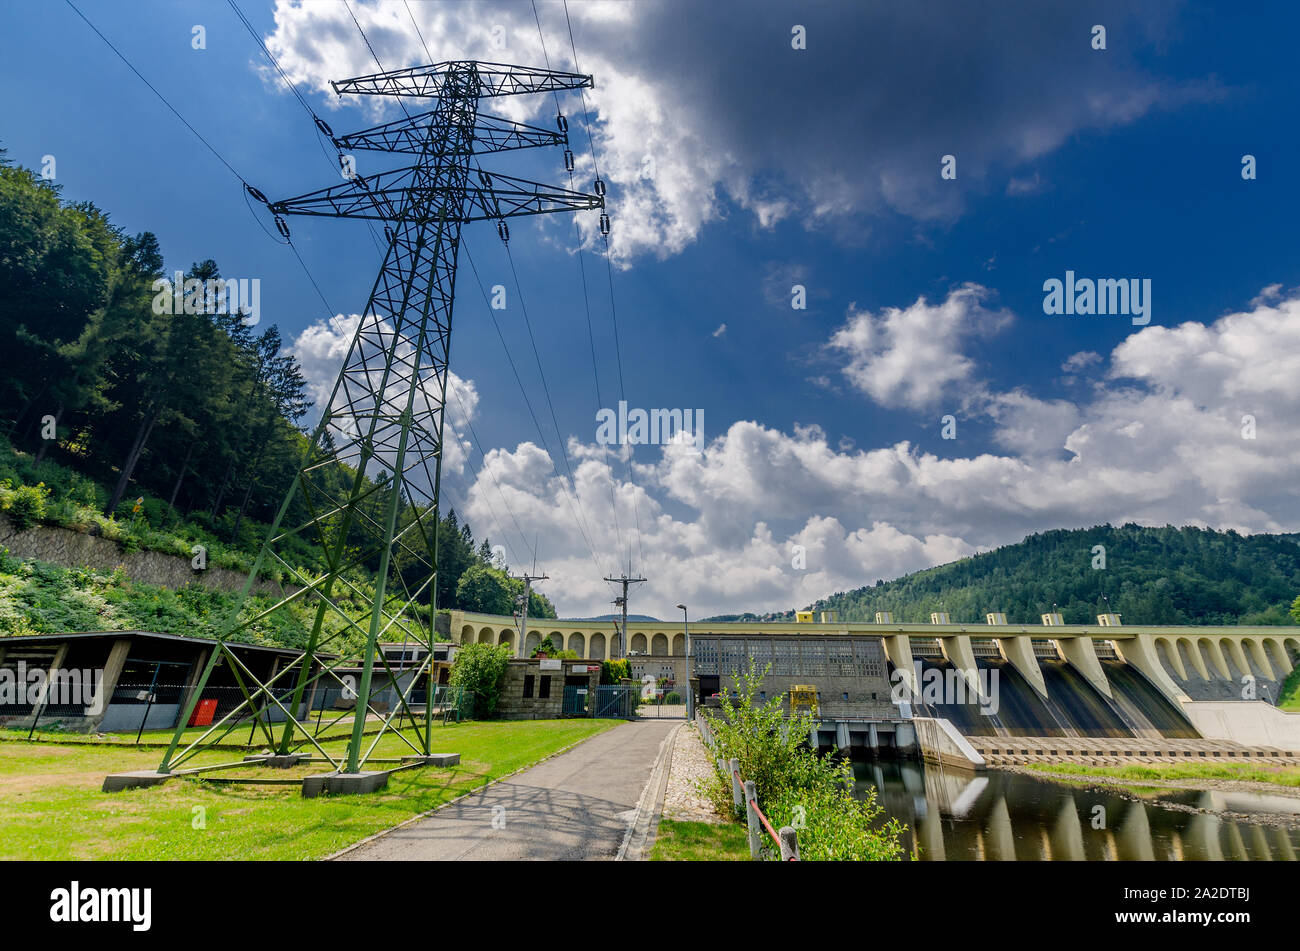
[444,608,1300,749]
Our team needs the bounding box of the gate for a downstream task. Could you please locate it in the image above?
[635,683,688,719]
[593,685,637,719]
[562,685,590,717]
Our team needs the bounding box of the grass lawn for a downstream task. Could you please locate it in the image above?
[0,718,620,860]
[649,818,750,861]
[1023,760,1300,789]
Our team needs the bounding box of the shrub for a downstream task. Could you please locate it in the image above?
[600,658,630,684]
[664,691,681,704]
[704,661,822,810]
[0,545,21,573]
[768,779,905,861]
[449,642,511,718]
[702,659,907,861]
[0,480,49,531]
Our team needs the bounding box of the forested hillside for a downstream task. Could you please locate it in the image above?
[793,525,1300,627]
[0,149,554,633]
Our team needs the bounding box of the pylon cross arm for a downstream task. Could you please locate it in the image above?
[272,167,602,224]
[338,111,567,155]
[332,60,592,99]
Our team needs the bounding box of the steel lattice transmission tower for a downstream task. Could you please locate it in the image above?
[157,61,602,778]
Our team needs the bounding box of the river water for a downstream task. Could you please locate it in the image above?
[854,758,1300,860]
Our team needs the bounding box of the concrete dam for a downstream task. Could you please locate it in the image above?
[444,608,1300,753]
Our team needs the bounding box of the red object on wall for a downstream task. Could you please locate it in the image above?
[188,698,218,727]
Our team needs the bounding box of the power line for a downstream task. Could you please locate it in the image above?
[404,0,434,64]
[460,235,617,593]
[66,0,345,334]
[562,0,646,574]
[343,0,416,124]
[501,237,611,576]
[530,0,624,570]
[227,0,387,258]
[64,0,246,185]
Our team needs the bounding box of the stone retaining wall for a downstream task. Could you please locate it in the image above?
[0,513,291,597]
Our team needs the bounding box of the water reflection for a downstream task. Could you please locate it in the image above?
[853,759,1300,861]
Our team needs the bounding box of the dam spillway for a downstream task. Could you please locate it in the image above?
[904,656,1197,740]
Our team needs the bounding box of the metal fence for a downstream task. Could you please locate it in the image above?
[592,685,638,718]
[695,711,801,861]
[6,680,474,743]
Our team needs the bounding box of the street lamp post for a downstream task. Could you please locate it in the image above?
[676,603,692,719]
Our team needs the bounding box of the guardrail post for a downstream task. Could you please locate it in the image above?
[743,779,762,859]
[779,825,800,861]
[729,757,743,813]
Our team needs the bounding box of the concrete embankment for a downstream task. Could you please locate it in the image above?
[914,716,986,770]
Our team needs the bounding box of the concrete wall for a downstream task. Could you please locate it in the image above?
[0,513,290,597]
[914,716,986,770]
[1180,701,1300,751]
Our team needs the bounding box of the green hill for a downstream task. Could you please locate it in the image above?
[793,524,1300,627]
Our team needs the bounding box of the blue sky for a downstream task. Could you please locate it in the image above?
[4,1,1300,618]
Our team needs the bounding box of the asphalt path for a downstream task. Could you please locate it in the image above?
[336,718,679,861]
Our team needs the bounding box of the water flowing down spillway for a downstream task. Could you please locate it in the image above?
[1101,660,1198,739]
[894,656,1198,739]
[906,658,1008,737]
[970,660,1067,736]
[1036,659,1131,737]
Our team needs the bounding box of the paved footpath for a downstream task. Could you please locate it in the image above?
[336,719,679,861]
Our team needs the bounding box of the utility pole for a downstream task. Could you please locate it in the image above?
[511,571,548,657]
[154,60,604,780]
[603,574,646,659]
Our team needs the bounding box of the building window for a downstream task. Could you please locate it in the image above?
[523,675,535,698]
[539,676,551,699]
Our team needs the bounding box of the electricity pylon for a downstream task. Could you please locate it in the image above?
[157,61,603,778]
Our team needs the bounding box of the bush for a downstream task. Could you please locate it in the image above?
[0,480,49,531]
[664,691,681,704]
[704,661,823,810]
[768,779,905,861]
[600,658,630,685]
[450,642,511,718]
[702,659,907,861]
